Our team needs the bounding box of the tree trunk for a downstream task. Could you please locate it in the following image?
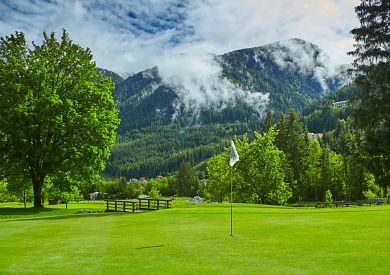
[23,189,26,209]
[31,173,45,208]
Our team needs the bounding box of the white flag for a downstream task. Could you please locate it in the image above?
[229,140,239,167]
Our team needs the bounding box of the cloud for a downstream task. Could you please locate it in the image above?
[187,0,359,64]
[0,0,358,115]
[156,49,269,120]
[0,0,359,72]
[268,39,349,91]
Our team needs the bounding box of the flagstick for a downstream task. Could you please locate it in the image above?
[229,140,239,237]
[230,165,233,237]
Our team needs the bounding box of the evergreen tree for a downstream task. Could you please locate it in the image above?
[276,111,309,201]
[335,119,369,200]
[175,162,199,197]
[262,109,274,133]
[349,0,390,196]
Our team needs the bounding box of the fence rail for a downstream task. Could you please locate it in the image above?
[105,198,172,212]
[106,200,138,212]
[138,198,172,210]
[69,200,106,204]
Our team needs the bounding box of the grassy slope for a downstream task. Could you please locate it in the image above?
[0,202,389,274]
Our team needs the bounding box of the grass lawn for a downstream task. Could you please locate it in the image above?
[0,201,389,274]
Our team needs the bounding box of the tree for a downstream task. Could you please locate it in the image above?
[236,128,291,205]
[6,176,33,208]
[276,111,309,201]
[349,0,390,196]
[302,139,323,201]
[0,31,119,207]
[206,152,231,202]
[48,183,83,209]
[175,162,200,197]
[335,118,368,200]
[146,177,169,197]
[321,146,346,201]
[261,109,274,133]
[0,180,17,203]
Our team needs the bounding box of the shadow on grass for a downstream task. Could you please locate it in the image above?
[3,210,131,222]
[0,207,59,216]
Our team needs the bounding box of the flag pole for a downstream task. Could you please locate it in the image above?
[229,140,239,237]
[230,165,233,236]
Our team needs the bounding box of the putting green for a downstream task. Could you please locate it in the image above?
[1,203,389,274]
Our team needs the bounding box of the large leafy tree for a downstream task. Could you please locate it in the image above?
[236,128,291,205]
[302,138,323,201]
[320,146,346,201]
[349,0,390,196]
[206,152,231,202]
[0,31,119,207]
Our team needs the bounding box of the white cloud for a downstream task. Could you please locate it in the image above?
[156,49,269,119]
[0,0,359,115]
[0,0,359,72]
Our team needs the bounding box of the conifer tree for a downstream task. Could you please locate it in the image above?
[262,109,274,133]
[276,111,309,201]
[348,0,390,196]
[175,161,199,197]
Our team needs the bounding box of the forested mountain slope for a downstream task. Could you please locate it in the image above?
[303,84,357,133]
[102,39,350,178]
[219,38,349,115]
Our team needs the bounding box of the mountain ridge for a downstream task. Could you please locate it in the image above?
[101,38,350,178]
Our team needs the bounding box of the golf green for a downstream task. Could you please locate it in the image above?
[1,203,389,274]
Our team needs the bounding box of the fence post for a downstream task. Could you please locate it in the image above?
[123,201,126,212]
[106,200,109,211]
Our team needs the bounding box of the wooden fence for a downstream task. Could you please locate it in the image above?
[138,198,172,210]
[106,200,138,212]
[105,198,172,212]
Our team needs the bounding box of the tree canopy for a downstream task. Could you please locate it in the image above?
[0,31,120,207]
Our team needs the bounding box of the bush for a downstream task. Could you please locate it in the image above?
[325,189,333,203]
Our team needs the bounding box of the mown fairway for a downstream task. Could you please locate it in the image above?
[1,202,389,274]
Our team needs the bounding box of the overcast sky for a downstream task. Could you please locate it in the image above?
[0,0,359,74]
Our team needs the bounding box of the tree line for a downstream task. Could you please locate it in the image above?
[205,110,387,204]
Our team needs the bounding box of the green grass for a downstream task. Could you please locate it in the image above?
[1,202,389,274]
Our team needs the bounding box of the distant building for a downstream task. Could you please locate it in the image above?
[332,100,348,108]
[188,196,206,203]
[89,192,106,200]
[139,177,148,183]
[308,133,324,140]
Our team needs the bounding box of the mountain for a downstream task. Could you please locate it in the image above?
[219,38,349,114]
[96,68,124,85]
[102,39,350,179]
